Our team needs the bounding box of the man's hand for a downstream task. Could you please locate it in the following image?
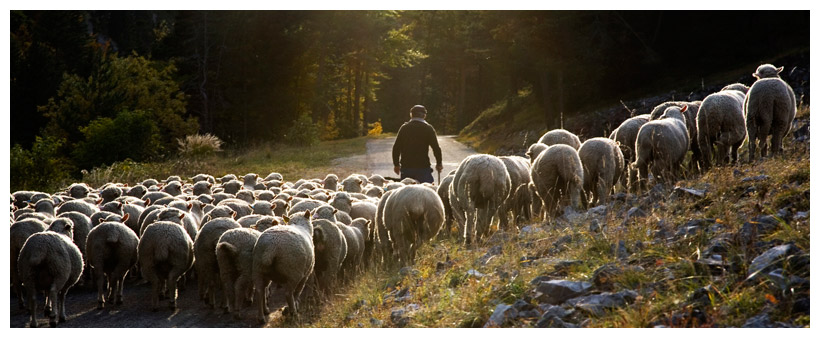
[436,163,443,172]
[394,166,401,175]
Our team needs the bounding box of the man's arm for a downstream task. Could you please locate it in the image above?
[392,125,404,170]
[429,126,443,171]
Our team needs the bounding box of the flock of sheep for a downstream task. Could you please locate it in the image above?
[9,64,797,328]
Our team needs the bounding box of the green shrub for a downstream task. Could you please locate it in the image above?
[284,113,320,146]
[10,135,74,192]
[73,109,162,169]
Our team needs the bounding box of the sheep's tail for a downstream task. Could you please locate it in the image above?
[27,247,47,267]
[106,230,120,244]
[216,242,237,259]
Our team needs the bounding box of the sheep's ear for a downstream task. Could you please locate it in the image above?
[333,208,338,215]
[187,203,193,211]
[145,198,152,206]
[272,219,279,225]
[124,183,129,187]
[63,222,73,232]
[304,210,311,219]
[208,183,212,188]
[121,213,130,222]
[250,224,258,230]
[97,198,103,205]
[28,202,35,208]
[178,213,185,220]
[287,196,293,202]
[753,72,760,79]
[231,211,237,218]
[283,215,291,223]
[680,105,688,113]
[776,66,783,73]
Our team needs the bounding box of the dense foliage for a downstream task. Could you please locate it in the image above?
[10,10,809,192]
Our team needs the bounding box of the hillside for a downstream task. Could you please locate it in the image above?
[457,48,809,156]
[285,58,810,328]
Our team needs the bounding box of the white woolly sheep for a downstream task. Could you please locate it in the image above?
[17,219,83,327]
[138,221,194,311]
[383,185,445,264]
[85,218,139,309]
[68,183,92,199]
[634,105,690,188]
[10,218,48,309]
[349,218,372,268]
[449,154,511,245]
[312,218,348,293]
[530,144,584,217]
[436,173,455,235]
[368,174,386,188]
[721,83,750,94]
[373,189,395,265]
[215,227,261,318]
[649,101,702,172]
[252,210,314,322]
[609,114,651,191]
[498,155,532,229]
[216,198,253,219]
[289,199,327,216]
[697,88,747,170]
[56,199,98,218]
[338,221,364,281]
[526,143,549,164]
[745,65,797,162]
[340,175,365,193]
[537,129,581,150]
[194,217,241,309]
[578,138,624,206]
[753,64,784,79]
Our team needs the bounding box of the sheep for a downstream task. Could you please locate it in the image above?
[745,65,797,162]
[530,144,584,217]
[17,218,83,327]
[288,199,327,216]
[138,221,195,311]
[252,216,282,232]
[721,83,750,94]
[312,218,348,293]
[349,201,378,225]
[364,186,384,199]
[271,199,289,217]
[125,184,148,198]
[255,190,275,202]
[609,114,651,191]
[216,198,253,219]
[633,105,690,189]
[252,210,315,322]
[526,143,549,165]
[449,154,511,245]
[191,173,216,184]
[330,192,353,213]
[215,227,261,318]
[220,174,238,184]
[85,217,139,309]
[156,207,199,242]
[250,200,274,216]
[537,129,581,150]
[56,199,98,218]
[194,217,241,309]
[338,221,365,281]
[368,174,386,188]
[578,138,624,207]
[383,185,445,264]
[161,181,183,197]
[498,155,532,229]
[340,175,365,193]
[264,172,284,182]
[12,190,38,209]
[349,218,372,267]
[697,89,748,170]
[753,63,784,79]
[193,181,213,196]
[649,100,702,172]
[373,189,396,265]
[59,211,93,266]
[243,173,259,191]
[222,180,243,195]
[437,173,455,236]
[91,210,123,227]
[10,218,48,309]
[68,183,91,199]
[33,198,57,216]
[142,191,173,205]
[100,185,123,204]
[235,190,256,204]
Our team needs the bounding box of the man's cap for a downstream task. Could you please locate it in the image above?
[410,105,427,114]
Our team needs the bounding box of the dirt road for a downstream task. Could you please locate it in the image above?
[363,135,477,181]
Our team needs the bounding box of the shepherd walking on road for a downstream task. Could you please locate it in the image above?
[392,105,443,184]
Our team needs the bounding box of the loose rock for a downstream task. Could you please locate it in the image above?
[533,280,593,305]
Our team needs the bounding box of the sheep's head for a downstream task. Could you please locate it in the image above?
[526,143,549,163]
[48,217,74,239]
[754,64,783,79]
[660,105,687,124]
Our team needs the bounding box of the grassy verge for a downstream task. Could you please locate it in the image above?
[294,108,809,328]
[80,137,369,188]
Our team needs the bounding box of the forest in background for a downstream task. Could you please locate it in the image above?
[10,10,810,190]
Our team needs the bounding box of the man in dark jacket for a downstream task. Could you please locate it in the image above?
[392,105,443,183]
